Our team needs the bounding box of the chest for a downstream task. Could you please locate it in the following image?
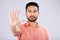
[20,27,45,40]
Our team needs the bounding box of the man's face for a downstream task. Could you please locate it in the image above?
[26,6,39,22]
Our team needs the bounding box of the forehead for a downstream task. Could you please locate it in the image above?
[27,6,38,10]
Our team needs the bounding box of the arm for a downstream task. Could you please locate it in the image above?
[42,26,49,40]
[10,25,19,36]
[44,28,49,40]
[45,30,49,40]
[10,9,21,37]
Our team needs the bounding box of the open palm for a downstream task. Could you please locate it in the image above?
[10,10,20,25]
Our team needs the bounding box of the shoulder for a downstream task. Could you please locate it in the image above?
[39,25,49,39]
[39,25,49,35]
[17,21,27,30]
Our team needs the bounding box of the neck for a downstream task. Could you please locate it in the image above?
[28,21,37,27]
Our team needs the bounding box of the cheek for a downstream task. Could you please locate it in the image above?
[34,13,39,17]
[26,13,31,17]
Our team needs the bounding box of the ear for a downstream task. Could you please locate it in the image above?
[25,12,27,16]
[38,12,40,16]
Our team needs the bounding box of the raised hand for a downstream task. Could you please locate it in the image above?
[10,9,20,25]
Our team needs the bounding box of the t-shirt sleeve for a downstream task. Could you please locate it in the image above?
[45,29,49,40]
[16,22,23,37]
[42,26,49,40]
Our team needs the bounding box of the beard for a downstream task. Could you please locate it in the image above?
[27,16,38,22]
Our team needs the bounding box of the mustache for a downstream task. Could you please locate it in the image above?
[30,16,35,18]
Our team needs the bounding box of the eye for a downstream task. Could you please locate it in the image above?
[34,10,37,13]
[28,10,31,13]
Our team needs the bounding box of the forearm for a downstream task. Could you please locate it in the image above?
[10,25,19,36]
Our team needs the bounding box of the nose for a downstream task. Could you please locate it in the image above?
[31,12,34,15]
[31,13,34,16]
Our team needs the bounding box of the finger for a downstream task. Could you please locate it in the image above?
[17,10,20,16]
[12,9,15,14]
[10,10,15,21]
[14,9,18,17]
[10,11,13,17]
[10,10,15,24]
[10,10,14,18]
[16,10,20,17]
[14,9,17,15]
[14,9,19,17]
[12,9,16,18]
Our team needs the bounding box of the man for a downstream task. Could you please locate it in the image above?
[10,2,49,40]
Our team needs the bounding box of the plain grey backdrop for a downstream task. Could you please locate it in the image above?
[0,0,60,40]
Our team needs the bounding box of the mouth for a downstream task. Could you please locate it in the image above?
[30,16,35,18]
[27,16,37,22]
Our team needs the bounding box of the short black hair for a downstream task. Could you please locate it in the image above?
[26,2,39,12]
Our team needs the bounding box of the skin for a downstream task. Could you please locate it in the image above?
[10,6,40,36]
[25,6,39,26]
[10,9,20,36]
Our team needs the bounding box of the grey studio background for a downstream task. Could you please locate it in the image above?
[0,0,60,40]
